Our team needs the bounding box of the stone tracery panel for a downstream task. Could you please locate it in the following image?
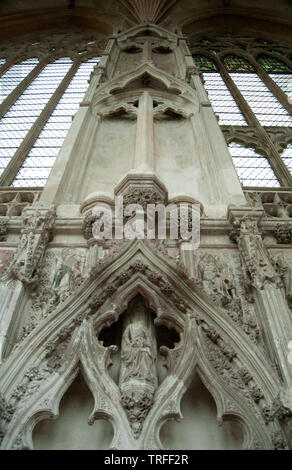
[0,238,286,449]
[190,32,292,188]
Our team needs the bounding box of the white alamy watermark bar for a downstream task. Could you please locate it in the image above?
[91,196,200,250]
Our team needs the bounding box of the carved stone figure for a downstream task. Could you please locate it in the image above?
[197,252,260,342]
[5,205,55,285]
[230,216,278,290]
[0,217,8,242]
[272,253,292,308]
[119,296,158,438]
[120,325,156,385]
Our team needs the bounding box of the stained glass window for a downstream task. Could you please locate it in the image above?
[192,55,217,71]
[193,54,247,125]
[257,55,291,74]
[222,55,256,73]
[257,54,292,97]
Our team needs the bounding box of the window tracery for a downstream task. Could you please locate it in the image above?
[0,31,290,190]
[0,31,104,187]
[191,33,292,188]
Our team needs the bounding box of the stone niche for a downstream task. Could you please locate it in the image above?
[33,374,113,450]
[160,373,244,450]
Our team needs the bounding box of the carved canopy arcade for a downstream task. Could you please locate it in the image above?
[0,240,285,450]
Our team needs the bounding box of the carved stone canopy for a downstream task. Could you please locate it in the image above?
[114,173,168,209]
[0,240,282,450]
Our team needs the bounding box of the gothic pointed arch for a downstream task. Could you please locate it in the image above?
[0,240,283,449]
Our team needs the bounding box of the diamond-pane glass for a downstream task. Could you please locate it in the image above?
[13,57,99,187]
[269,74,292,97]
[257,55,291,73]
[0,58,72,178]
[223,55,256,72]
[229,73,292,126]
[192,54,217,71]
[228,142,280,187]
[202,72,247,125]
[0,58,38,104]
[257,54,292,97]
[281,144,292,173]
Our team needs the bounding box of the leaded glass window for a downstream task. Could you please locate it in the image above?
[0,58,39,104]
[229,72,292,126]
[223,55,256,73]
[191,37,292,187]
[221,55,292,126]
[281,144,292,173]
[0,32,101,188]
[228,142,280,187]
[257,54,292,97]
[12,58,99,187]
[193,54,247,125]
[0,58,73,178]
[203,73,247,125]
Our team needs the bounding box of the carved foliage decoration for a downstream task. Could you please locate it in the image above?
[230,216,280,291]
[0,217,8,242]
[0,29,106,63]
[15,248,87,345]
[5,205,55,285]
[274,223,292,244]
[272,252,292,309]
[195,252,260,344]
[0,241,283,449]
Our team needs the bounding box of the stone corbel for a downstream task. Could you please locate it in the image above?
[114,173,168,210]
[5,204,55,285]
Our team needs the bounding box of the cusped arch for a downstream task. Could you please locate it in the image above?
[0,240,280,449]
[116,23,178,43]
[92,62,198,108]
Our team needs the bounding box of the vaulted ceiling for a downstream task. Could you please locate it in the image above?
[0,0,291,41]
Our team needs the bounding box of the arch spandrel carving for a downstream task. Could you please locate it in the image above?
[92,63,198,108]
[0,240,284,449]
[115,23,179,44]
